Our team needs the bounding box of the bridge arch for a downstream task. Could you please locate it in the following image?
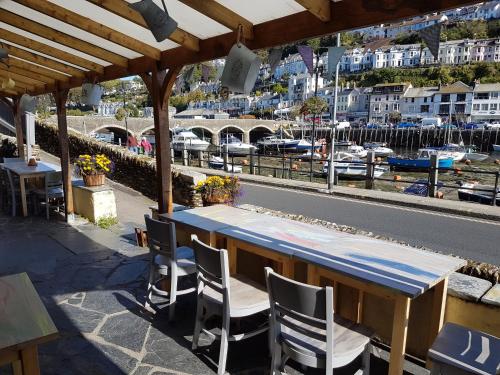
[188,126,215,144]
[249,125,275,143]
[92,125,135,145]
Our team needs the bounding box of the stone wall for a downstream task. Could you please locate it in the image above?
[35,121,204,207]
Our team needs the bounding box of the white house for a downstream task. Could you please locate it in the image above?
[369,82,411,123]
[400,87,439,121]
[287,73,324,106]
[471,83,500,122]
[433,81,473,123]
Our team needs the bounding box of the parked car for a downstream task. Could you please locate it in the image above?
[396,122,418,129]
[486,122,500,129]
[420,117,442,129]
[441,124,458,129]
[366,123,389,129]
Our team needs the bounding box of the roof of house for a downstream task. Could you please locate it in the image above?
[473,83,500,93]
[438,81,473,93]
[403,87,439,97]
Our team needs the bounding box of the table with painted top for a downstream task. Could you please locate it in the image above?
[163,205,465,375]
[1,161,61,217]
[0,273,58,374]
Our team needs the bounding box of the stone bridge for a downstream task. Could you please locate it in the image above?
[59,116,282,145]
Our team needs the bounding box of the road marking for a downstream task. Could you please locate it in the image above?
[241,182,500,227]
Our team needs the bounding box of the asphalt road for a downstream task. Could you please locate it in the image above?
[239,182,500,265]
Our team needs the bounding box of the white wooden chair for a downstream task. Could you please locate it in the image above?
[144,214,196,321]
[33,171,64,220]
[191,235,269,375]
[265,267,373,375]
[428,322,500,375]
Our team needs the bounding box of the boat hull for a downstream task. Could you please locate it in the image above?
[493,144,500,152]
[387,157,454,170]
[173,142,210,152]
[458,185,499,206]
[464,153,489,162]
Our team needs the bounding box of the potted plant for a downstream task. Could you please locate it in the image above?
[195,176,241,206]
[75,154,113,187]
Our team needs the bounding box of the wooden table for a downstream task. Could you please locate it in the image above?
[0,273,58,374]
[164,205,465,375]
[1,161,61,217]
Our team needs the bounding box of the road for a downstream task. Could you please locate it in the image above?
[239,182,500,265]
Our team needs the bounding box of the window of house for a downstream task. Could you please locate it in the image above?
[439,104,450,113]
[385,104,389,111]
[411,98,415,103]
[490,103,498,111]
[456,94,466,101]
[481,104,489,110]
[473,104,480,111]
[491,92,499,98]
[441,94,450,102]
[393,103,399,111]
[386,95,389,101]
[421,105,430,112]
[474,93,489,100]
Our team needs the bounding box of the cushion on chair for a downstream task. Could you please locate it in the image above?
[279,315,372,368]
[202,274,270,317]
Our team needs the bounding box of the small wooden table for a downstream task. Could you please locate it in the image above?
[1,161,61,217]
[0,273,58,374]
[164,205,465,375]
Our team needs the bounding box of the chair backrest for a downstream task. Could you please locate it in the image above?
[45,171,63,190]
[191,235,230,301]
[144,214,176,259]
[265,267,334,352]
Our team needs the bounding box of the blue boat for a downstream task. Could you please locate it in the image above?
[388,149,454,170]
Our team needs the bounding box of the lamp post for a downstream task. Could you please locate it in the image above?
[121,81,129,146]
[329,33,341,191]
[310,49,325,182]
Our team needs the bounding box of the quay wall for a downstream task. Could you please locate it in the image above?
[34,121,204,208]
[316,128,500,152]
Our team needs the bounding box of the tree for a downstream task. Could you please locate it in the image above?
[115,107,127,121]
[388,112,401,124]
[187,89,205,103]
[271,83,287,95]
[300,96,328,116]
[169,95,189,112]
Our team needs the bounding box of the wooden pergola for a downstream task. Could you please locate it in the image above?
[0,0,478,221]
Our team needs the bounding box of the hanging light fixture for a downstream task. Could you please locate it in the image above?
[129,0,178,42]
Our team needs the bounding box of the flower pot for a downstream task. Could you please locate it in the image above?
[83,173,105,187]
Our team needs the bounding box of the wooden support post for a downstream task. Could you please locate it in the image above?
[141,64,181,215]
[12,98,25,161]
[54,87,74,221]
[388,295,411,375]
[429,154,439,198]
[365,151,375,190]
[426,277,448,369]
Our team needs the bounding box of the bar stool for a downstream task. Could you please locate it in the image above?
[191,235,269,375]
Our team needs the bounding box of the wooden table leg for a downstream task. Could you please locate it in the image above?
[227,238,237,275]
[12,359,23,375]
[388,295,411,375]
[282,259,295,279]
[20,176,28,217]
[21,346,39,375]
[426,277,448,369]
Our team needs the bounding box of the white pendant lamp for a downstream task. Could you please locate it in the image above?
[130,0,178,42]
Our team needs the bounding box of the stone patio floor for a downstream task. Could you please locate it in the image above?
[0,156,428,374]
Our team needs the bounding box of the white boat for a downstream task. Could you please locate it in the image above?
[363,142,394,157]
[346,145,367,158]
[458,182,499,206]
[463,146,489,162]
[172,130,210,152]
[493,144,500,152]
[208,155,242,173]
[437,143,466,162]
[323,152,387,178]
[220,134,256,156]
[294,150,322,160]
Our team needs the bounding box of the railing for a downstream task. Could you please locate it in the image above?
[172,145,500,206]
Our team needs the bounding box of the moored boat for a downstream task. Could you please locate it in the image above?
[363,142,394,157]
[208,155,242,173]
[172,130,210,152]
[322,152,387,178]
[458,182,499,206]
[220,134,256,156]
[346,145,367,158]
[493,144,500,152]
[388,149,454,170]
[463,146,489,162]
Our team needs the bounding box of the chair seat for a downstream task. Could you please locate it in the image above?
[155,246,196,276]
[34,187,64,197]
[202,274,270,318]
[280,315,372,368]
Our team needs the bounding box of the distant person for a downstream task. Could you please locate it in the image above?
[127,135,138,153]
[140,137,152,156]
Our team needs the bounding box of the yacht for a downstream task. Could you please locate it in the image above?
[435,143,466,162]
[463,146,489,162]
[363,142,394,157]
[322,152,387,178]
[257,135,299,150]
[220,134,256,156]
[208,155,243,173]
[346,145,367,158]
[172,130,210,152]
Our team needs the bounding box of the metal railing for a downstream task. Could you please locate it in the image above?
[171,146,500,206]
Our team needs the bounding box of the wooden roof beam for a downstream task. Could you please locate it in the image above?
[0,69,46,88]
[8,57,71,82]
[5,64,56,85]
[14,0,161,60]
[0,9,128,67]
[88,0,200,52]
[0,29,105,74]
[0,42,85,78]
[178,0,254,40]
[0,74,37,92]
[295,0,331,22]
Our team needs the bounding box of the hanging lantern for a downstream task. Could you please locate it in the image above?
[81,83,104,106]
[220,43,261,94]
[2,77,15,90]
[20,94,36,113]
[130,0,178,42]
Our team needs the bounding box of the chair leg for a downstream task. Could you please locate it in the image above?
[46,197,50,220]
[362,344,371,375]
[145,263,156,310]
[192,298,203,350]
[169,266,178,322]
[217,313,230,375]
[270,340,283,375]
